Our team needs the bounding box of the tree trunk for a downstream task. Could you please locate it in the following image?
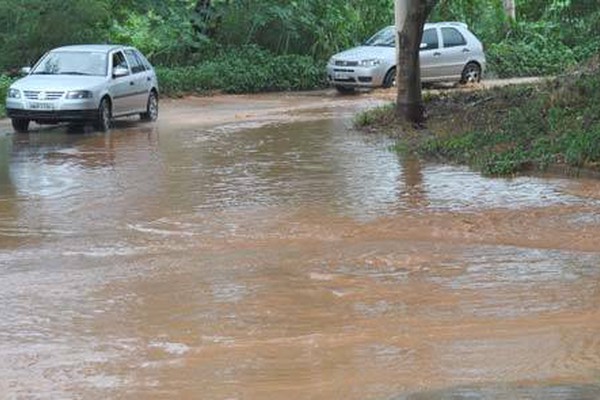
[503,0,516,21]
[395,0,438,124]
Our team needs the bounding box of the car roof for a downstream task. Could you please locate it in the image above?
[385,21,469,30]
[425,21,469,29]
[50,44,129,53]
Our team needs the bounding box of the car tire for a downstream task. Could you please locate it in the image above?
[382,68,396,89]
[140,91,159,122]
[11,118,30,133]
[95,97,112,132]
[335,86,356,95]
[460,62,482,84]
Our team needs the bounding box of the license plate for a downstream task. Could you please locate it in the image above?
[334,72,350,80]
[28,102,54,110]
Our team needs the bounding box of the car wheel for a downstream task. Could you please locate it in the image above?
[382,68,396,89]
[335,86,356,95]
[140,91,159,122]
[460,62,482,84]
[11,118,30,133]
[95,97,112,132]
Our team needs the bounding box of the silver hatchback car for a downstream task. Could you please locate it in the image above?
[326,22,486,93]
[6,44,159,132]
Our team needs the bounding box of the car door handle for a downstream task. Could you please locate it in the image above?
[147,77,152,82]
[462,48,471,53]
[130,81,135,86]
[433,52,441,57]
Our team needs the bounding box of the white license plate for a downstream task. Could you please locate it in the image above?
[28,102,54,110]
[334,72,350,80]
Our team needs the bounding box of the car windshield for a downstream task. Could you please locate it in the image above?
[32,51,108,76]
[364,27,395,47]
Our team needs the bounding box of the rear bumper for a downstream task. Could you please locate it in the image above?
[7,108,98,123]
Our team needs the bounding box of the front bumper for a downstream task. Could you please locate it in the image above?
[326,64,388,88]
[7,108,98,122]
[6,97,98,123]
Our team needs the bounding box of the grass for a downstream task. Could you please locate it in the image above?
[355,58,600,176]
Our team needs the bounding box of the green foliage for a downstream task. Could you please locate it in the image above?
[109,2,215,66]
[418,72,600,175]
[487,21,581,78]
[0,0,110,70]
[213,0,394,59]
[563,127,600,167]
[0,75,15,117]
[156,46,326,96]
[432,0,507,46]
[354,103,397,128]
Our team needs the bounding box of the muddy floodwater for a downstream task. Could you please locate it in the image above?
[1,90,600,399]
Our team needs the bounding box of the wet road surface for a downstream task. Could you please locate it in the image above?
[1,89,600,399]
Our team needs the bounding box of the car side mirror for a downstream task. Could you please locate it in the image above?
[112,66,129,78]
[419,43,428,50]
[21,67,32,75]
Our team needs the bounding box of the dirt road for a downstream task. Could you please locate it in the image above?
[0,77,544,136]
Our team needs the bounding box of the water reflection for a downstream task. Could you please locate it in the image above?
[398,155,428,209]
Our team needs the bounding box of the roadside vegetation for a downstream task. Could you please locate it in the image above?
[356,55,600,176]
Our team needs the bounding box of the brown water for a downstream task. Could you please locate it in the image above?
[1,92,600,399]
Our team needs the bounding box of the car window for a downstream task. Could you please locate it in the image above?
[112,51,129,73]
[364,26,395,47]
[421,28,439,51]
[31,51,107,76]
[135,50,153,71]
[124,49,146,74]
[441,28,467,48]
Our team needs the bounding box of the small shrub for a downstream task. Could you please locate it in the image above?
[353,103,396,128]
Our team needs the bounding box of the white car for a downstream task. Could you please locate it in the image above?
[5,44,159,132]
[326,22,486,93]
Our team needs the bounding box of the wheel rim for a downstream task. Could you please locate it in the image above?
[464,65,480,83]
[385,70,396,88]
[148,94,158,121]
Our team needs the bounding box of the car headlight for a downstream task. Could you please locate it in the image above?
[7,88,21,99]
[360,59,382,67]
[328,57,336,65]
[66,90,93,99]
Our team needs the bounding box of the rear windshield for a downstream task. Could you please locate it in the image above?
[32,51,108,76]
[364,27,395,47]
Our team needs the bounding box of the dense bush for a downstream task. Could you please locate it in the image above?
[156,46,327,96]
[486,29,576,78]
[0,0,110,70]
[213,0,394,60]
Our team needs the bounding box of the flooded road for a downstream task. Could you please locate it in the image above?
[1,89,600,399]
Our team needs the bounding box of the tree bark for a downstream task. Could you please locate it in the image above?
[395,0,438,124]
[503,0,516,22]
